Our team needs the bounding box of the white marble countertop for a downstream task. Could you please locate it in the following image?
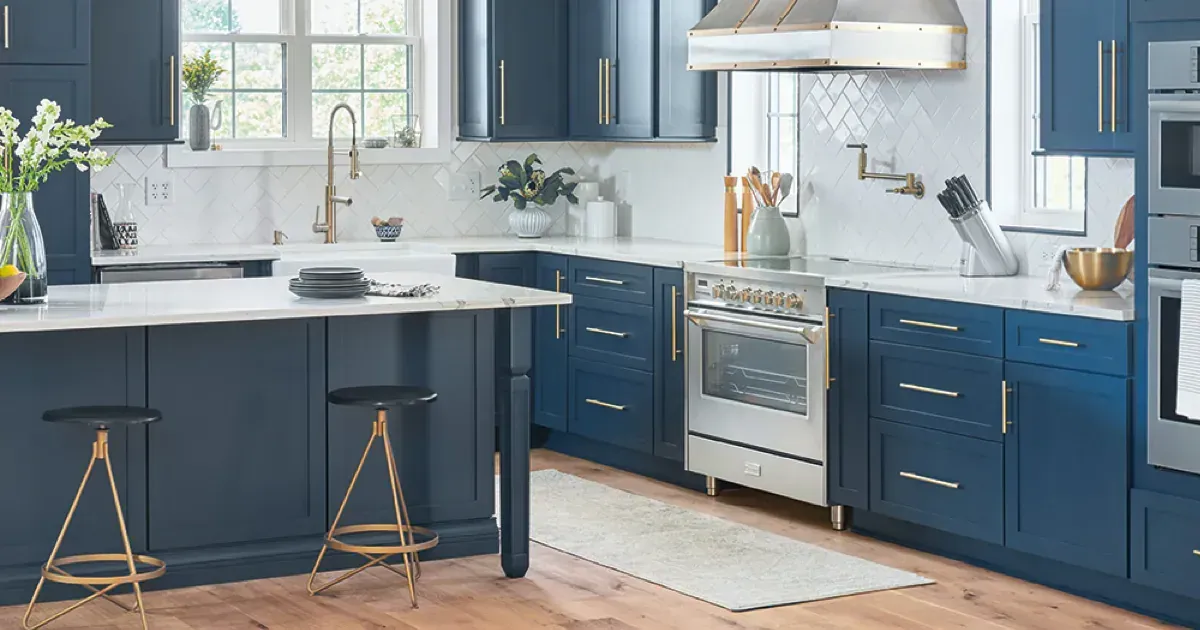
[92,244,281,267]
[0,272,571,334]
[827,271,1135,321]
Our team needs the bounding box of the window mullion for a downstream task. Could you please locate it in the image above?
[293,0,313,142]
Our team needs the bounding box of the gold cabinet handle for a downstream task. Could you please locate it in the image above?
[598,58,604,125]
[604,58,612,125]
[1111,39,1117,133]
[585,275,625,286]
[898,318,959,332]
[169,55,177,126]
[586,398,626,411]
[1098,41,1104,133]
[671,285,682,361]
[555,270,564,339]
[586,327,628,338]
[499,60,506,125]
[3,6,8,50]
[899,383,959,398]
[1038,338,1079,348]
[899,471,960,490]
[825,306,832,390]
[1002,380,1012,434]
[1193,549,1200,557]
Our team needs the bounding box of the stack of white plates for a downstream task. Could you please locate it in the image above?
[289,267,369,299]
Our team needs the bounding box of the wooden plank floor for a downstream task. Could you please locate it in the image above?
[0,450,1178,629]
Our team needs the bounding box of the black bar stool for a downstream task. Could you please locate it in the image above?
[308,386,440,608]
[24,406,166,630]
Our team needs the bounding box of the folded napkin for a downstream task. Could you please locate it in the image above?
[1044,245,1073,291]
[1177,279,1200,419]
[366,280,440,298]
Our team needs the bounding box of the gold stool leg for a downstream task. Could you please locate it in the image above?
[103,436,149,630]
[307,428,378,595]
[380,411,418,608]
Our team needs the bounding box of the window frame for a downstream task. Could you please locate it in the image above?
[168,0,451,168]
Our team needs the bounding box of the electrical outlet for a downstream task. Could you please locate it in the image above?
[145,175,173,206]
[448,171,481,201]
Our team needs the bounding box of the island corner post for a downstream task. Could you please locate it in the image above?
[0,302,544,606]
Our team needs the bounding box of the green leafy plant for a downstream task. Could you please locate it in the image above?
[480,153,578,210]
[182,49,226,103]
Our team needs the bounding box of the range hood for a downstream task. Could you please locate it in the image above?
[687,0,968,72]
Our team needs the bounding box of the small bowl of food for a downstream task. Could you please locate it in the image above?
[0,265,28,302]
[371,216,404,242]
[1063,247,1134,291]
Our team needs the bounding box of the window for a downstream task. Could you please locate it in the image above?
[727,72,802,217]
[179,0,434,156]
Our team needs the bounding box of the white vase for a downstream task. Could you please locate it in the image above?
[509,206,553,238]
[745,206,791,256]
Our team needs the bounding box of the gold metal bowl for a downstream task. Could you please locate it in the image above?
[1063,248,1133,291]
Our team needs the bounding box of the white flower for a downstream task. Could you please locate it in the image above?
[75,163,88,172]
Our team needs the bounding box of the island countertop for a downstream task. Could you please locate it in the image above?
[0,272,571,334]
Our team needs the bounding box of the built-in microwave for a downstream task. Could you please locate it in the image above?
[1148,41,1200,217]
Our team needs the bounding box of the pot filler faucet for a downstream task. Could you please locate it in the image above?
[312,104,363,244]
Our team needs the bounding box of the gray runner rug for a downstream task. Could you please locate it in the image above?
[523,469,932,612]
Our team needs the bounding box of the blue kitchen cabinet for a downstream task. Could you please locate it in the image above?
[828,288,869,510]
[0,65,91,285]
[657,0,717,140]
[1130,489,1200,599]
[92,0,180,145]
[1003,362,1130,577]
[458,0,568,141]
[569,357,654,454]
[568,0,654,140]
[1039,0,1133,155]
[652,268,685,462]
[1130,0,1200,21]
[0,0,89,65]
[477,252,536,288]
[534,254,569,432]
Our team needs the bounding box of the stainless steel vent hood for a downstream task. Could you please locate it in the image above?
[687,0,968,72]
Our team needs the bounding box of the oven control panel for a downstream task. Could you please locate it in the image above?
[690,275,823,319]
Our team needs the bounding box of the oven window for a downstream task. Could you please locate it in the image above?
[1159,294,1200,425]
[702,329,808,415]
[1160,121,1200,190]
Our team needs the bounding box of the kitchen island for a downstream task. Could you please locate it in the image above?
[0,273,570,605]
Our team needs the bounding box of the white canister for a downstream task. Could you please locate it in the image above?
[585,197,617,238]
[570,181,600,237]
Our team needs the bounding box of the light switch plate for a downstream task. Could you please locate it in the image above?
[145,175,173,206]
[448,171,480,202]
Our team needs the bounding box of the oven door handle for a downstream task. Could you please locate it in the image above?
[684,309,822,344]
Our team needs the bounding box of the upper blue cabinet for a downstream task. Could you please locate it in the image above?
[1039,0,1134,155]
[92,0,181,145]
[1130,0,1200,21]
[461,0,717,143]
[0,0,90,65]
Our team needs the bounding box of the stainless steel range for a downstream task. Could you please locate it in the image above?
[683,256,911,528]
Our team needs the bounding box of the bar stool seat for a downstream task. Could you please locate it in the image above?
[308,385,440,608]
[24,406,165,630]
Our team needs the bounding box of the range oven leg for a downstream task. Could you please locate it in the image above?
[831,505,848,531]
[705,476,720,497]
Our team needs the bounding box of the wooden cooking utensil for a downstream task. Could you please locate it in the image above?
[770,171,782,206]
[1113,194,1135,249]
[746,167,770,207]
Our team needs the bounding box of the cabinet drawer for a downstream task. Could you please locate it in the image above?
[687,435,826,505]
[870,342,1004,441]
[1131,489,1200,600]
[870,294,1004,357]
[568,258,654,305]
[569,358,653,454]
[1005,311,1131,376]
[569,296,654,370]
[870,419,1004,545]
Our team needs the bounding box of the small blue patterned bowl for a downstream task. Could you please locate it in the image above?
[375,224,403,242]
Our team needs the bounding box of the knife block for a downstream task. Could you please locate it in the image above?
[950,202,1019,277]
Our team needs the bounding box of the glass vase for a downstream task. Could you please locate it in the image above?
[0,192,49,304]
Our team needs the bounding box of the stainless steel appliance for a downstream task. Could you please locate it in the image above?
[97,263,245,284]
[684,256,912,527]
[1148,41,1200,217]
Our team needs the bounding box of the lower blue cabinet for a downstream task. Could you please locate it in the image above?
[569,296,655,371]
[569,357,654,454]
[477,253,536,287]
[652,268,685,461]
[534,254,569,431]
[870,418,1005,545]
[828,288,870,509]
[1131,489,1200,599]
[1003,362,1129,577]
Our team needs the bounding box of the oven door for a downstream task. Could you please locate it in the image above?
[685,306,825,463]
[1148,269,1200,475]
[1149,96,1200,217]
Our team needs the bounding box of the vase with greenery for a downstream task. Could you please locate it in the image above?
[182,49,226,151]
[0,100,113,303]
[480,154,578,238]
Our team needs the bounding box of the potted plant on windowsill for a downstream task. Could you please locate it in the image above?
[0,100,113,304]
[182,49,226,152]
[481,154,578,239]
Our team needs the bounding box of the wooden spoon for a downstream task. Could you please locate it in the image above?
[770,172,782,206]
[746,167,770,208]
[1113,194,1135,249]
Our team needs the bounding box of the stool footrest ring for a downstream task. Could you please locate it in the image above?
[42,554,166,586]
[326,523,439,555]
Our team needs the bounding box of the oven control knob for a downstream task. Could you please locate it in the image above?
[763,291,776,306]
[750,290,764,304]
[772,293,785,307]
[712,284,724,299]
[786,293,803,309]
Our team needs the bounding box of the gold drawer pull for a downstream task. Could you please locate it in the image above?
[1193,549,1200,557]
[900,471,960,489]
[899,383,959,398]
[586,398,626,411]
[586,327,628,338]
[1038,338,1080,348]
[585,275,625,286]
[899,318,959,332]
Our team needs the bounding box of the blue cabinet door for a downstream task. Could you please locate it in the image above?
[1130,0,1200,22]
[534,254,569,431]
[0,0,89,65]
[92,0,181,144]
[568,0,653,140]
[1040,0,1133,155]
[828,289,869,509]
[568,0,612,139]
[653,268,685,462]
[478,252,536,287]
[0,65,91,284]
[1004,362,1130,577]
[657,0,717,140]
